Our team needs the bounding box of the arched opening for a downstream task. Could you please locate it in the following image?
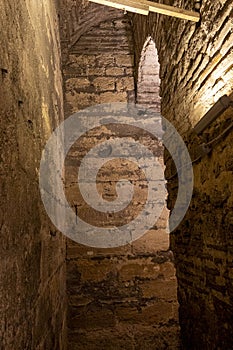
[137,37,161,113]
[136,37,171,252]
[135,35,181,346]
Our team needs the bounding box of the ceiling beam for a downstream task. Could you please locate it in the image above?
[148,1,200,21]
[88,0,200,22]
[89,0,149,15]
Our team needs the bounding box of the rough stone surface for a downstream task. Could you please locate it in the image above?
[0,1,66,349]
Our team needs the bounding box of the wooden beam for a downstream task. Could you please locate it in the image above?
[88,0,200,22]
[89,0,149,15]
[147,1,200,22]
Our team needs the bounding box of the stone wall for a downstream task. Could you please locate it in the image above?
[62,13,135,113]
[132,0,233,348]
[0,1,66,349]
[60,2,180,348]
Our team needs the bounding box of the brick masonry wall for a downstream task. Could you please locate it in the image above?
[132,0,233,348]
[0,1,66,349]
[62,15,135,112]
[60,2,180,348]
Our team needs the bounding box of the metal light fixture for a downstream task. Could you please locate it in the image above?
[193,94,233,135]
